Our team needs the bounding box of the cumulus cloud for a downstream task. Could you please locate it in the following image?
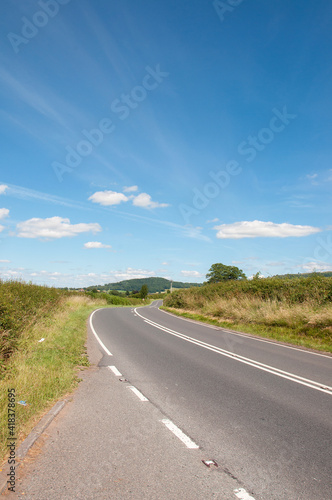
[181,270,203,278]
[300,261,332,272]
[214,220,321,239]
[0,208,9,219]
[84,241,111,249]
[132,193,169,209]
[123,185,138,193]
[0,185,8,195]
[88,188,169,210]
[17,216,101,239]
[88,190,128,206]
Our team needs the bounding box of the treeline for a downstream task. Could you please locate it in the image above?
[85,277,202,294]
[165,275,332,307]
[273,271,332,279]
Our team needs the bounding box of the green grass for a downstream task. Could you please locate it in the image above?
[0,284,149,465]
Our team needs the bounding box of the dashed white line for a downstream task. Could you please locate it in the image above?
[234,488,256,500]
[89,309,113,356]
[161,419,199,449]
[108,365,122,377]
[128,386,149,401]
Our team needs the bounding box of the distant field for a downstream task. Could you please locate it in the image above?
[163,276,332,352]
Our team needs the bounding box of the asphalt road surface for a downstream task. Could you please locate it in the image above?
[90,300,332,500]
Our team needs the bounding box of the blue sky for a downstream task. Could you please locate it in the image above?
[0,0,331,287]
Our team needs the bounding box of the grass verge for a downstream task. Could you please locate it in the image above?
[0,295,114,464]
[161,306,332,353]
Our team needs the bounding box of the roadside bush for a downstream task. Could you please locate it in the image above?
[0,280,66,361]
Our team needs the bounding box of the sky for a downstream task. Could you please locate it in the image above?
[0,0,332,288]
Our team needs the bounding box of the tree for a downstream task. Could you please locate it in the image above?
[140,284,149,299]
[206,263,246,283]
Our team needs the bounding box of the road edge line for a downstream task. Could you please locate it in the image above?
[0,399,68,495]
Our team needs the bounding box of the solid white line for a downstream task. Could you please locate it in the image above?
[159,308,332,358]
[135,309,332,395]
[89,309,113,356]
[161,419,199,449]
[234,488,256,500]
[108,365,122,377]
[128,386,149,401]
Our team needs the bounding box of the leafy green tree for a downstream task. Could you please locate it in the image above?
[140,284,149,299]
[252,271,262,280]
[206,263,246,283]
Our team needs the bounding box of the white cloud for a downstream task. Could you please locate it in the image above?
[207,218,219,223]
[0,185,8,194]
[84,241,111,249]
[17,216,101,239]
[214,220,321,239]
[132,193,169,209]
[306,173,318,180]
[0,226,4,233]
[0,259,10,263]
[114,267,155,280]
[0,208,9,219]
[300,261,332,272]
[162,262,169,266]
[123,185,138,193]
[89,190,128,206]
[181,270,203,278]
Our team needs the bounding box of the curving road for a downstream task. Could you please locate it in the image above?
[91,300,332,500]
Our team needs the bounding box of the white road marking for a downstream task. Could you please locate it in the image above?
[234,488,256,500]
[161,419,199,449]
[128,386,149,401]
[89,309,113,356]
[108,365,122,376]
[159,307,332,358]
[134,309,332,395]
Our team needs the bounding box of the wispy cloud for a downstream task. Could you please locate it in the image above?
[2,182,209,242]
[0,208,9,219]
[4,183,90,211]
[298,261,332,272]
[123,185,138,193]
[180,270,203,278]
[84,241,111,249]
[0,184,8,195]
[114,267,155,280]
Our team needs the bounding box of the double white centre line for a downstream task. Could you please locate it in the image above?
[134,309,332,395]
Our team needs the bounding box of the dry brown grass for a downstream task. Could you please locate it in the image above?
[163,278,332,351]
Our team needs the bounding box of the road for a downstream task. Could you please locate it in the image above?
[90,300,332,500]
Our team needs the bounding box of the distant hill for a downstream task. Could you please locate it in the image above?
[85,277,202,293]
[273,271,332,279]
